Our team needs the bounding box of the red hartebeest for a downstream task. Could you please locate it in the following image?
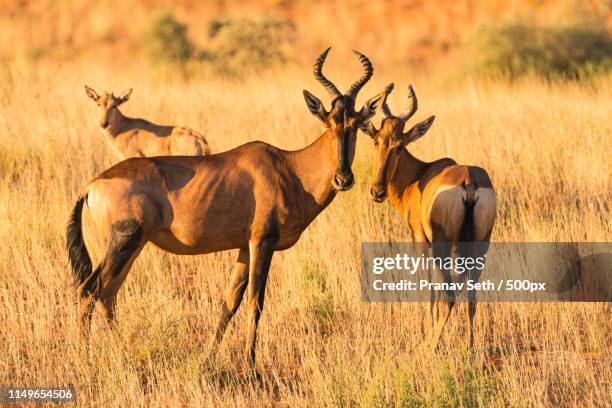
[361,84,496,350]
[84,86,211,159]
[68,49,387,371]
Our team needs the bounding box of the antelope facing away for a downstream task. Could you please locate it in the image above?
[68,49,387,371]
[361,84,496,350]
[84,86,211,159]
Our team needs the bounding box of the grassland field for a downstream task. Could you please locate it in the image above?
[0,56,610,406]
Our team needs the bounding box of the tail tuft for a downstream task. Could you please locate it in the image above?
[67,195,92,290]
[463,181,476,206]
[460,182,477,242]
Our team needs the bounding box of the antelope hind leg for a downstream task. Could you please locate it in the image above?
[206,248,250,358]
[95,220,144,326]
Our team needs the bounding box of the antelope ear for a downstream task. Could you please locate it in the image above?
[359,121,378,138]
[358,89,387,123]
[117,88,132,104]
[303,90,328,125]
[84,85,100,101]
[402,115,435,145]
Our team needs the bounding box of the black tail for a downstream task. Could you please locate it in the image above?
[67,194,92,290]
[458,182,491,282]
[460,182,477,242]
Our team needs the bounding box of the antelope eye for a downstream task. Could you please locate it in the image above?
[373,140,379,146]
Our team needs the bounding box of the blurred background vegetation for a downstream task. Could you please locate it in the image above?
[467,16,612,80]
[0,0,610,80]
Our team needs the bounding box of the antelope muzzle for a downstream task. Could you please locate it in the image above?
[333,171,355,191]
[370,183,387,202]
[333,129,355,191]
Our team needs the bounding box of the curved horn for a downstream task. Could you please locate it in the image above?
[346,50,374,100]
[313,47,341,99]
[397,84,418,121]
[381,83,395,118]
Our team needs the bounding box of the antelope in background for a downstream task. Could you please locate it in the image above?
[84,86,211,159]
[69,49,386,372]
[361,84,496,350]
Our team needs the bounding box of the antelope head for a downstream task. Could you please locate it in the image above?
[84,85,132,129]
[361,83,435,202]
[303,48,386,191]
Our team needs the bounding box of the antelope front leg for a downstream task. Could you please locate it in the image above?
[207,248,250,357]
[244,235,276,372]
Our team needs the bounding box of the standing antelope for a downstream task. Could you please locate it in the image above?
[361,84,496,350]
[84,86,211,159]
[68,49,386,371]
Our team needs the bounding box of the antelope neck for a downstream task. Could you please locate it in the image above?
[386,148,425,211]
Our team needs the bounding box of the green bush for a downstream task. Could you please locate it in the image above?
[468,18,612,80]
[392,354,499,407]
[205,17,295,75]
[143,11,194,67]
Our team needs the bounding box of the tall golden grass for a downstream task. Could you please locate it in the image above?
[0,56,610,406]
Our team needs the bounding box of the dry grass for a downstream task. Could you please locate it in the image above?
[0,56,610,407]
